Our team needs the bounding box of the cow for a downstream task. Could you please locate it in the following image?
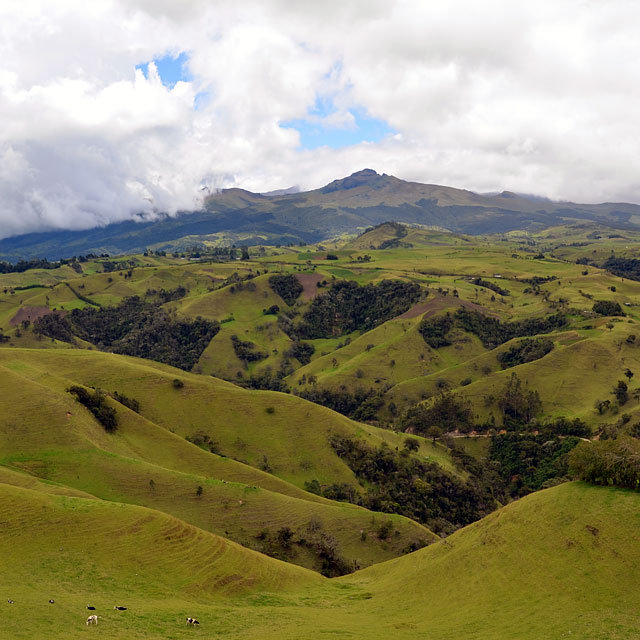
[86,605,96,610]
[186,617,200,626]
[114,606,127,610]
[86,614,98,625]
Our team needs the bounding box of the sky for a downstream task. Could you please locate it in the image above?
[1,0,640,239]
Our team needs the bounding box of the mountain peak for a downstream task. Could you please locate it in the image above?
[320,168,390,194]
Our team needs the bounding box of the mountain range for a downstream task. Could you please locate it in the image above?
[3,168,640,260]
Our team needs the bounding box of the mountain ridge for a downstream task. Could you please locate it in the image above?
[2,168,640,260]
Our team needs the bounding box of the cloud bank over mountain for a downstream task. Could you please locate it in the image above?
[1,0,640,239]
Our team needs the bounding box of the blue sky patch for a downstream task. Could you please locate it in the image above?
[281,96,395,150]
[137,51,192,88]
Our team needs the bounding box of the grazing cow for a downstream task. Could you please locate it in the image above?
[86,614,98,625]
[86,605,96,610]
[186,617,200,626]
[49,599,55,604]
[114,606,127,610]
[7,600,13,604]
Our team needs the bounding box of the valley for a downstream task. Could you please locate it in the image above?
[1,218,640,638]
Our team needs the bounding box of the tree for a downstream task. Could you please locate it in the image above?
[625,368,634,381]
[594,399,611,415]
[613,380,629,405]
[403,437,420,452]
[426,425,443,443]
[497,373,542,425]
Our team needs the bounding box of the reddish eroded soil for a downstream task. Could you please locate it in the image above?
[10,306,65,326]
[399,295,494,320]
[296,273,324,300]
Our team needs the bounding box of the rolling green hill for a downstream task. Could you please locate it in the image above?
[2,480,638,639]
[0,348,438,573]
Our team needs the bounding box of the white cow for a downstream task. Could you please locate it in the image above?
[86,614,98,625]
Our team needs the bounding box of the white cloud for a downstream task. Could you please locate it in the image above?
[1,0,640,239]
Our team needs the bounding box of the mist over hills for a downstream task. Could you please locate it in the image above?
[3,168,640,260]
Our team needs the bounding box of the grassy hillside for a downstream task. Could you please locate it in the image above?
[0,348,436,572]
[2,481,639,639]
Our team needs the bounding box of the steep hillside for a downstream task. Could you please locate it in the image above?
[0,348,437,572]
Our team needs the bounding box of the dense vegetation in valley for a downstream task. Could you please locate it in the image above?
[569,436,640,489]
[418,308,566,349]
[34,296,219,370]
[309,434,500,535]
[269,273,303,305]
[489,433,580,497]
[293,279,422,338]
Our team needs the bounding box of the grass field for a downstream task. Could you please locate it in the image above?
[3,222,640,638]
[1,481,638,639]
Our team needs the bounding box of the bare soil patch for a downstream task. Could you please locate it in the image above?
[10,306,65,326]
[296,273,324,301]
[399,296,494,320]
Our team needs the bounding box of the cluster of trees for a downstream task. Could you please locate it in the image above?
[420,309,566,351]
[0,254,103,274]
[489,433,580,497]
[569,437,640,489]
[470,277,510,296]
[284,340,315,365]
[254,519,356,577]
[295,280,422,339]
[497,337,554,369]
[111,391,140,413]
[235,370,288,392]
[268,274,303,306]
[230,335,267,362]
[295,387,384,422]
[33,312,74,343]
[496,373,542,426]
[34,297,219,370]
[592,300,625,316]
[67,386,117,432]
[418,313,454,348]
[144,286,187,303]
[399,392,473,436]
[317,435,497,535]
[603,256,640,281]
[455,308,566,349]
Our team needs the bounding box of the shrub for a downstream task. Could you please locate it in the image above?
[68,386,117,432]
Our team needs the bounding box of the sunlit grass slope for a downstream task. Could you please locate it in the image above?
[0,348,445,488]
[2,481,638,639]
[0,349,435,570]
[339,482,640,639]
[0,481,322,640]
